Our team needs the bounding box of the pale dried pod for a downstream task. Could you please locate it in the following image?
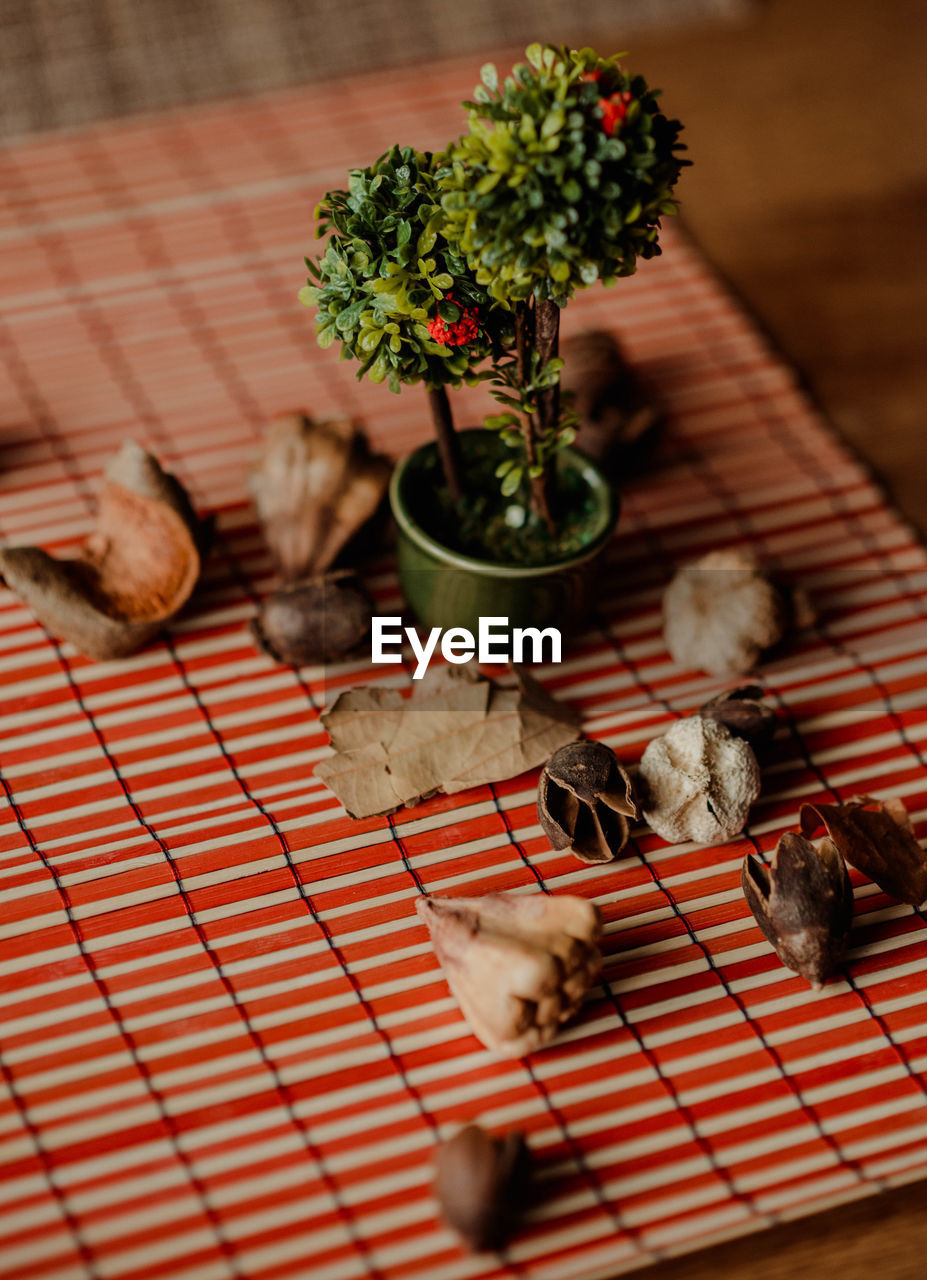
[0,441,205,660]
[742,831,853,988]
[415,891,601,1058]
[434,1124,531,1251]
[538,740,638,863]
[663,548,787,676]
[251,571,372,665]
[638,715,761,845]
[249,412,390,581]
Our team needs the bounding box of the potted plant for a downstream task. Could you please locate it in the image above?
[301,46,686,635]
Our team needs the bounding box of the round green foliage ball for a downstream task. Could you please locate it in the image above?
[301,145,502,392]
[438,44,688,305]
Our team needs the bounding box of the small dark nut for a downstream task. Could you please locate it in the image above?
[700,685,778,750]
[538,740,638,864]
[742,831,852,988]
[434,1124,531,1251]
[251,573,371,665]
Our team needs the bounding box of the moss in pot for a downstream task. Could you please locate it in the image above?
[300,45,686,635]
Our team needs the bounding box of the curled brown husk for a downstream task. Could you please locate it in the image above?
[0,441,206,660]
[700,685,778,750]
[800,796,927,906]
[251,572,372,666]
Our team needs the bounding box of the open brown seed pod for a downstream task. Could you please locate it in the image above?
[663,548,787,677]
[0,441,205,660]
[434,1124,531,1252]
[251,571,372,666]
[249,412,390,582]
[699,685,778,750]
[416,891,601,1058]
[538,740,638,863]
[800,796,927,905]
[742,832,853,988]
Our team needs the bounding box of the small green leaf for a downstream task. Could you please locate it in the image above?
[500,467,523,496]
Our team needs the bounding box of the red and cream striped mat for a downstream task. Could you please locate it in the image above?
[2,55,927,1280]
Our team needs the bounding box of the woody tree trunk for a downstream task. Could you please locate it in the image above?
[515,300,556,536]
[427,385,462,503]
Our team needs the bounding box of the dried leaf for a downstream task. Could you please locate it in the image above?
[416,891,601,1057]
[538,739,638,863]
[316,665,581,818]
[0,441,205,660]
[800,796,927,905]
[742,832,853,987]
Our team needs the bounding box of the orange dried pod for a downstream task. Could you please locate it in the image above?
[0,441,206,660]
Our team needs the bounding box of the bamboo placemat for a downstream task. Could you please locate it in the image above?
[2,56,927,1280]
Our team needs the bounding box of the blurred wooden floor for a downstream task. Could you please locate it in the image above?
[630,0,927,537]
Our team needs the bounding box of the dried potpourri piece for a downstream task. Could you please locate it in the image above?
[700,685,778,751]
[559,329,662,475]
[434,1124,531,1251]
[538,739,638,863]
[415,891,601,1057]
[742,831,853,988]
[249,412,390,582]
[0,440,206,660]
[663,548,787,677]
[638,715,761,845]
[251,572,372,666]
[800,796,927,905]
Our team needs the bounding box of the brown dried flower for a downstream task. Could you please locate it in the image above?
[415,892,601,1058]
[251,571,371,665]
[663,548,787,676]
[699,685,778,750]
[742,831,853,988]
[0,441,205,660]
[800,796,927,906]
[559,329,662,473]
[538,740,638,864]
[434,1124,531,1251]
[638,715,761,845]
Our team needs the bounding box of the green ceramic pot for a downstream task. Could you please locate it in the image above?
[389,431,618,635]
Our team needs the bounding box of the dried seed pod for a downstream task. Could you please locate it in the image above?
[251,572,371,665]
[638,715,761,845]
[800,796,927,905]
[700,685,778,750]
[415,891,601,1058]
[663,548,787,677]
[538,740,638,863]
[742,832,853,988]
[249,412,390,581]
[0,441,205,660]
[434,1124,531,1251]
[559,329,662,473]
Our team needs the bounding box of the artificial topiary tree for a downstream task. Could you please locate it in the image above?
[437,44,687,529]
[300,145,506,501]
